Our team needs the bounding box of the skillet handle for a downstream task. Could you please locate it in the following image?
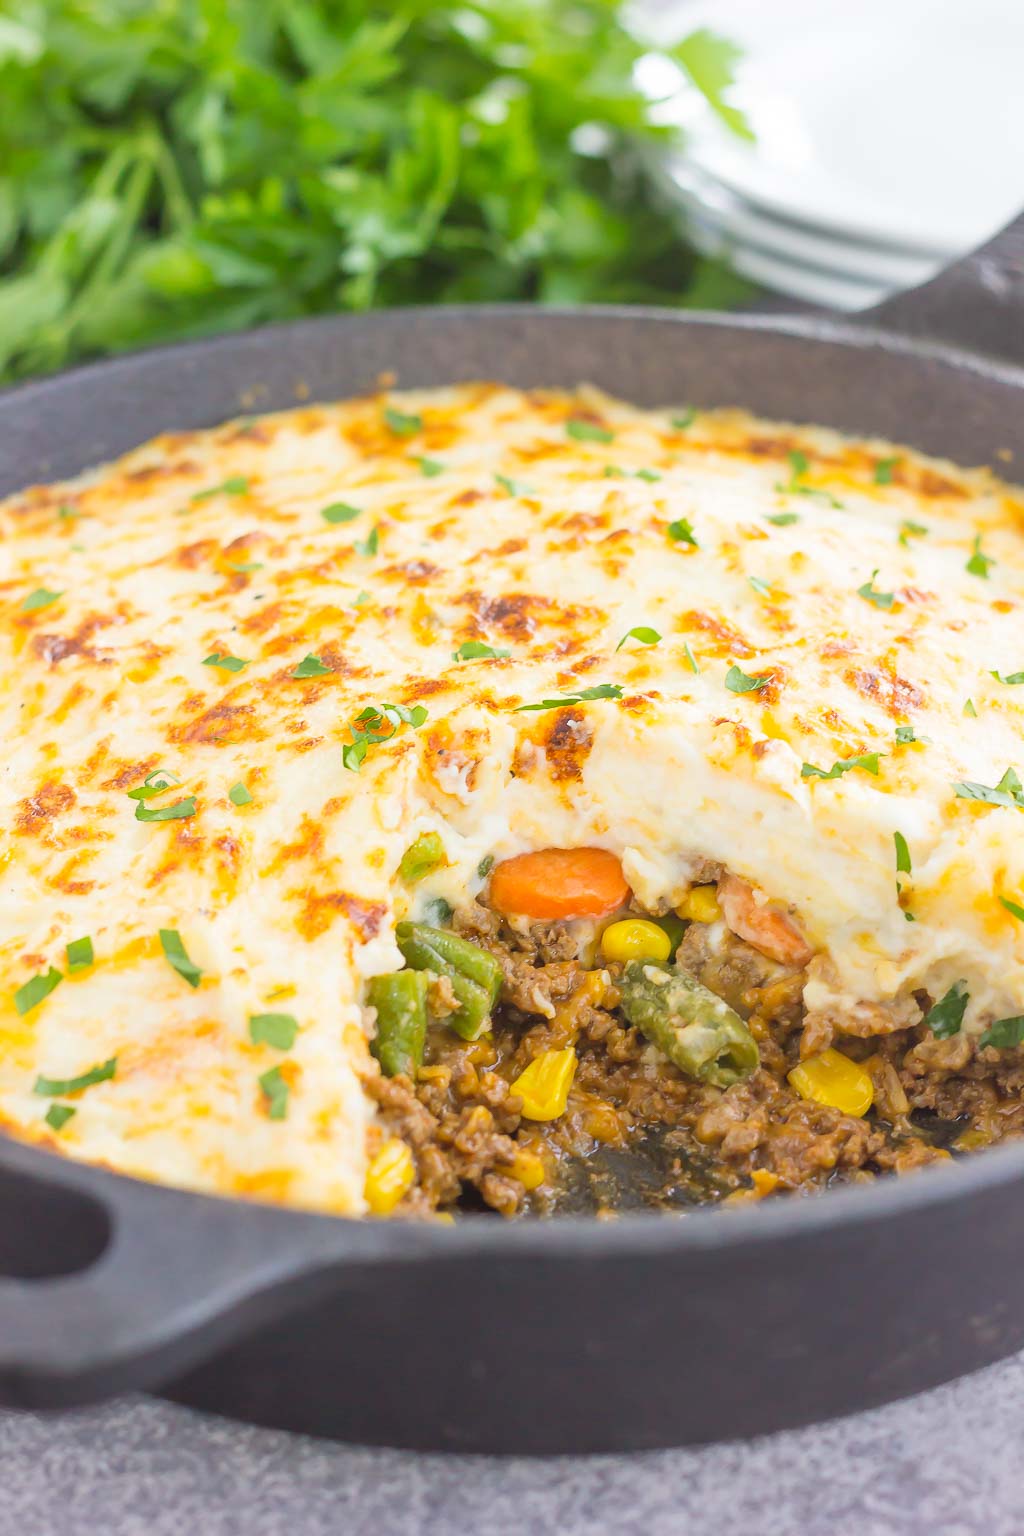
[857,212,1024,367]
[0,1141,389,1409]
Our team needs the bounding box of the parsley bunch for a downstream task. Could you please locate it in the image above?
[0,0,749,383]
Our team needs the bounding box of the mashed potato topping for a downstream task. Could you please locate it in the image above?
[2,382,1023,1212]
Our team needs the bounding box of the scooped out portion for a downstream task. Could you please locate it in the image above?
[363,850,1024,1218]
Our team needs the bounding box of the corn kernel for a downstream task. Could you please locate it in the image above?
[600,919,672,964]
[584,1102,622,1144]
[508,1148,546,1189]
[751,1168,780,1196]
[510,1047,577,1121]
[677,886,722,924]
[788,1048,874,1118]
[364,1137,415,1215]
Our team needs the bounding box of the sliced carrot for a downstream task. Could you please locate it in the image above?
[489,847,630,921]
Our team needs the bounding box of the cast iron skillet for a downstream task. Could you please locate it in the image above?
[0,219,1023,1455]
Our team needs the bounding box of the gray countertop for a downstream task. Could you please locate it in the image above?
[2,1352,1023,1535]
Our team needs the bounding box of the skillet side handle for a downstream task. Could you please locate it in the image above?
[857,213,1024,368]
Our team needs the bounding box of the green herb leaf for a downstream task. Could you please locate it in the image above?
[127,769,181,801]
[857,570,895,610]
[159,929,202,989]
[667,518,698,548]
[683,642,700,675]
[259,1065,290,1120]
[635,468,661,483]
[979,1015,1024,1050]
[894,832,912,874]
[990,670,1024,686]
[898,520,928,548]
[34,1057,116,1097]
[953,770,1024,810]
[925,980,969,1039]
[452,640,511,661]
[342,701,428,770]
[775,451,843,507]
[765,512,800,527]
[292,654,331,678]
[495,474,533,498]
[342,738,368,773]
[14,967,62,1017]
[515,683,623,712]
[748,576,772,598]
[399,831,445,883]
[966,535,995,579]
[135,796,197,823]
[615,626,661,652]
[321,503,361,524]
[384,407,422,437]
[21,588,62,612]
[228,781,252,806]
[999,895,1024,923]
[192,476,249,501]
[964,698,978,717]
[44,1104,76,1132]
[724,665,770,694]
[354,526,379,557]
[417,457,444,477]
[895,725,922,744]
[203,652,249,673]
[874,457,900,485]
[801,753,882,780]
[477,854,495,879]
[249,1013,299,1050]
[671,409,697,430]
[66,936,94,973]
[566,418,613,443]
[57,504,78,521]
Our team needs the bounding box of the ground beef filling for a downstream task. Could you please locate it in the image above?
[366,905,1024,1218]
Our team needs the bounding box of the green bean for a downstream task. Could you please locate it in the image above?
[399,831,445,884]
[617,960,759,1088]
[395,921,502,1040]
[367,970,429,1077]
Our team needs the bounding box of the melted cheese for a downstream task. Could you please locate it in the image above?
[2,382,1023,1212]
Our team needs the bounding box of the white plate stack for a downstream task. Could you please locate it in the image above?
[635,0,1024,309]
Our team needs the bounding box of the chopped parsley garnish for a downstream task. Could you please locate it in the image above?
[603,465,660,482]
[399,831,445,884]
[515,683,623,712]
[57,503,78,520]
[203,652,249,673]
[924,980,969,1039]
[342,702,428,771]
[191,475,249,501]
[748,576,772,598]
[477,854,495,879]
[615,626,661,652]
[14,967,62,1017]
[383,407,422,436]
[135,795,197,823]
[667,518,698,548]
[765,512,800,527]
[259,1065,290,1120]
[966,535,994,578]
[979,1015,1024,1050]
[452,641,511,661]
[321,502,361,524]
[999,895,1024,923]
[34,1057,116,1097]
[724,665,770,694]
[127,770,181,801]
[566,418,613,443]
[228,560,264,573]
[159,928,202,988]
[801,753,882,780]
[423,895,454,927]
[895,725,929,745]
[228,781,252,806]
[44,1104,76,1132]
[683,642,700,675]
[249,1013,299,1050]
[953,767,1024,810]
[990,669,1024,686]
[22,587,62,611]
[353,590,371,606]
[671,409,697,430]
[857,570,895,610]
[776,450,843,508]
[898,520,928,548]
[417,457,445,477]
[354,526,379,557]
[964,698,978,717]
[292,654,331,679]
[874,456,900,485]
[495,474,533,498]
[66,936,94,973]
[894,832,912,874]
